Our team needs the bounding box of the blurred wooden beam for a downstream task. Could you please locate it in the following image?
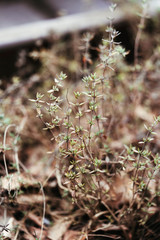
[0,0,160,49]
[0,8,123,48]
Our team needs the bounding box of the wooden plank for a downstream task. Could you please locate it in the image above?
[0,8,122,48]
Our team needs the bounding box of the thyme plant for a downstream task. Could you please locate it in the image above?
[30,3,160,238]
[30,4,127,215]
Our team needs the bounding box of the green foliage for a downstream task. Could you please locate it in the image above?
[31,11,128,213]
[29,2,160,238]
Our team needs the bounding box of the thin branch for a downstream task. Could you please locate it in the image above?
[3,124,16,177]
[38,182,46,240]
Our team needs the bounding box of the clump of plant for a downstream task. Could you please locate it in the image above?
[30,2,160,239]
[31,3,127,212]
[120,116,160,237]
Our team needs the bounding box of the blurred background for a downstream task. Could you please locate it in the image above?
[0,0,110,79]
[0,0,160,79]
